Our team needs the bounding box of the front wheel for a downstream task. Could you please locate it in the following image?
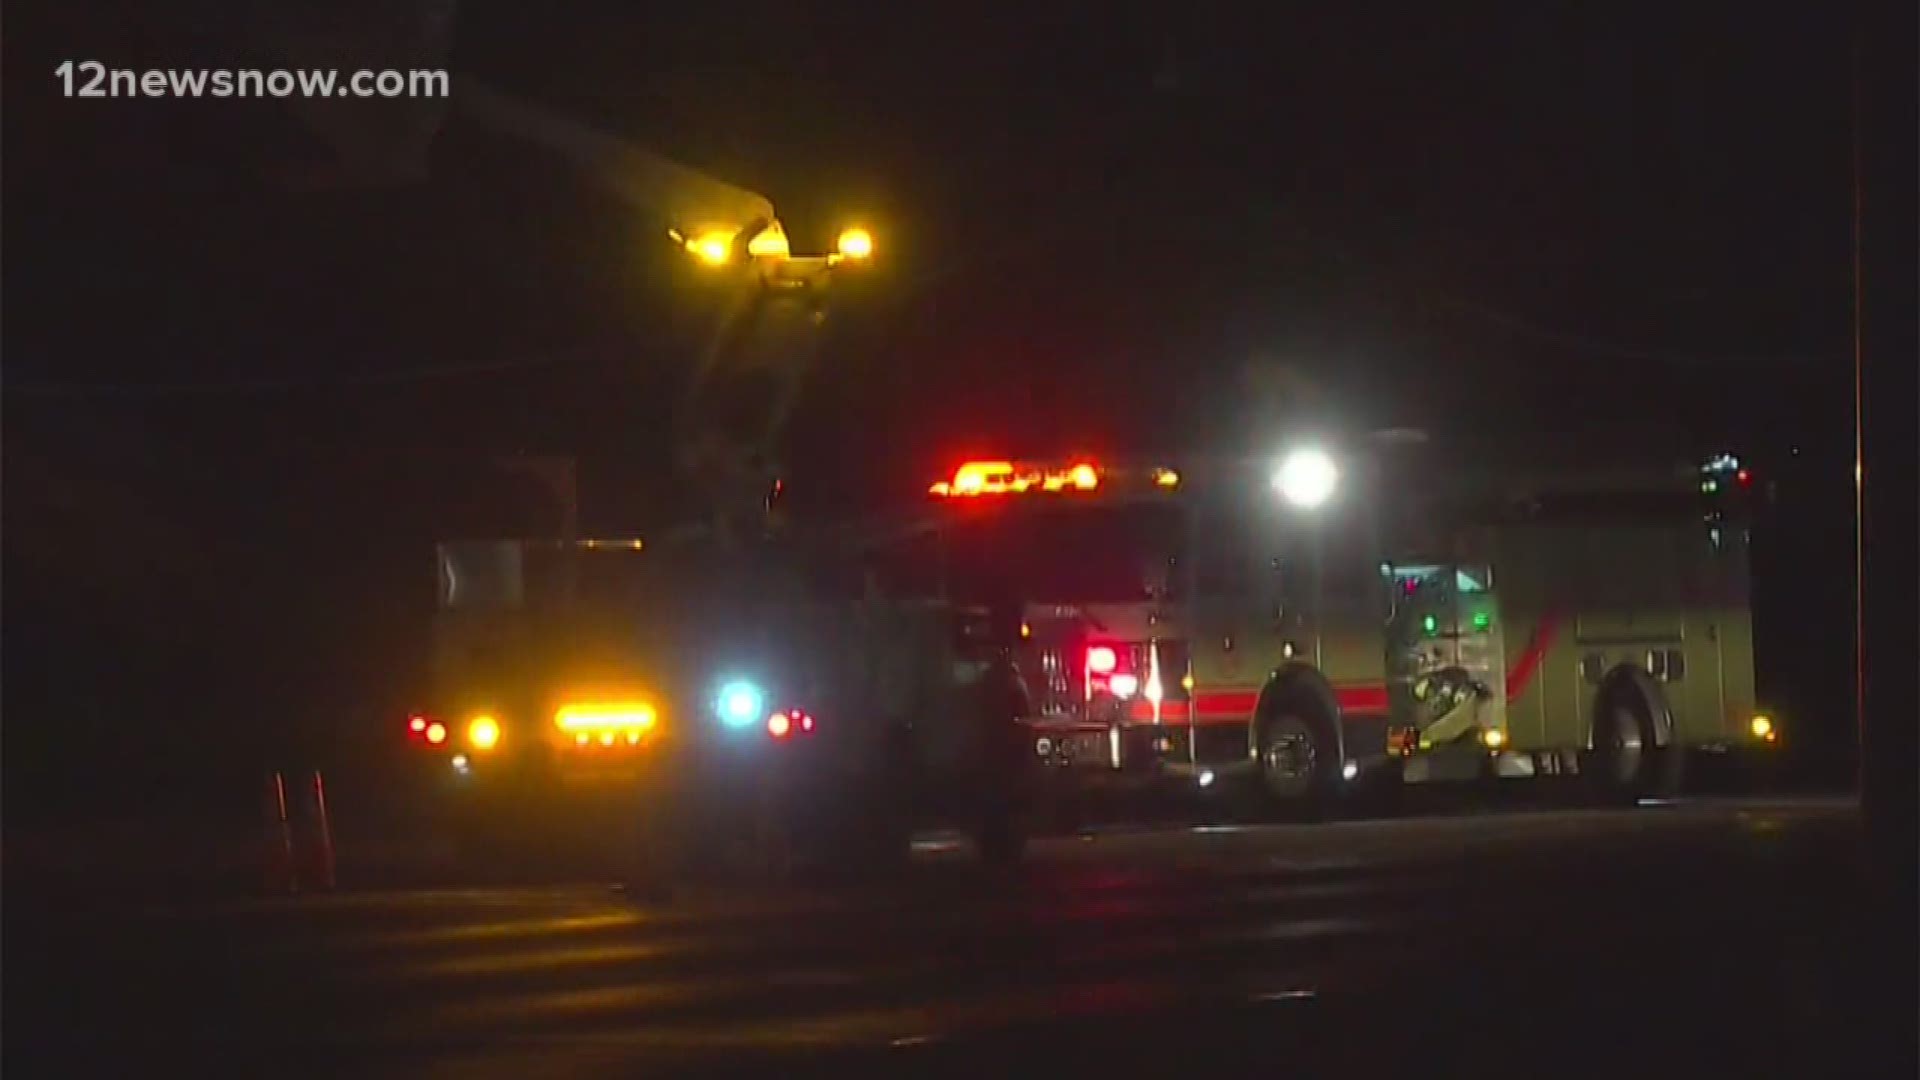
[1255,709,1339,818]
[976,805,1028,866]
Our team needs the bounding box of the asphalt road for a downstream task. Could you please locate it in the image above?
[8,798,1911,1077]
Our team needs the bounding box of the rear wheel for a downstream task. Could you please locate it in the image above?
[976,807,1028,866]
[1586,677,1684,803]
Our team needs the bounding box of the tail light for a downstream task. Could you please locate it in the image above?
[1086,646,1118,674]
[424,721,448,746]
[767,708,816,739]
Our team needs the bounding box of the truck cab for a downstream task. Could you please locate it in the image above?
[410,528,1038,876]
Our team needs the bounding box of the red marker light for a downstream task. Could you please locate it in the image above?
[800,712,815,732]
[1087,646,1118,674]
[408,715,427,734]
[1069,463,1098,490]
[424,722,448,746]
[767,712,792,738]
[1736,468,1752,486]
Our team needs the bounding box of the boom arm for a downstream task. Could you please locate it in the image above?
[261,1,846,537]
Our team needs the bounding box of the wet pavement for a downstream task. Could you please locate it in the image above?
[8,798,1910,1077]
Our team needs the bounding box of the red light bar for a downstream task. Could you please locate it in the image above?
[931,460,1102,498]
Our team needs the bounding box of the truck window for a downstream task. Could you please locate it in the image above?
[435,541,525,612]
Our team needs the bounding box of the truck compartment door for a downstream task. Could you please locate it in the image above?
[1384,563,1508,744]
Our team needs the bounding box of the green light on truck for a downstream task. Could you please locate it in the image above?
[1472,611,1491,632]
[1421,614,1438,635]
[1700,478,1718,494]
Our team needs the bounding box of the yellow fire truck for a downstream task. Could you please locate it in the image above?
[892,439,1776,812]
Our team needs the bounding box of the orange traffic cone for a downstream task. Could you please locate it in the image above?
[299,770,337,892]
[263,771,297,894]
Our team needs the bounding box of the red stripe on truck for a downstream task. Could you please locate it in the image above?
[1194,689,1260,715]
[1334,685,1390,714]
[1504,612,1564,703]
[1113,613,1567,727]
[1126,685,1389,725]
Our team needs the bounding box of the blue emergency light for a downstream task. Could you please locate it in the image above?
[715,679,766,729]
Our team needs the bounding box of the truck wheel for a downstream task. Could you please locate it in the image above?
[1586,678,1684,803]
[977,808,1028,867]
[804,786,910,883]
[843,815,913,879]
[1255,708,1339,817]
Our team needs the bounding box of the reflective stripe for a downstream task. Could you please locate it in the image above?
[1125,684,1389,725]
[1504,611,1565,703]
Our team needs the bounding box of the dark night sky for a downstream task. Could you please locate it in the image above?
[3,4,1863,813]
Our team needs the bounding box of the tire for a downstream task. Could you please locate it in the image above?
[1254,703,1340,818]
[1586,677,1685,804]
[976,805,1028,866]
[828,812,912,880]
[803,775,911,882]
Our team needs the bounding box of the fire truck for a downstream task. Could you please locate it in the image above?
[895,439,1776,813]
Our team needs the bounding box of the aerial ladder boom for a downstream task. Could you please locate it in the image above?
[257,1,861,537]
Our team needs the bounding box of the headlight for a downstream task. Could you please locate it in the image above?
[715,679,766,729]
[1273,447,1338,509]
[468,715,501,751]
[1750,715,1776,741]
